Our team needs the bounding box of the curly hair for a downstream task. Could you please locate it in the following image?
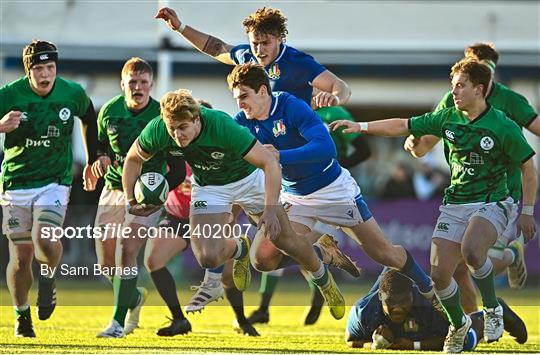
[464,42,499,64]
[160,89,200,123]
[379,270,413,297]
[451,58,492,97]
[243,7,288,39]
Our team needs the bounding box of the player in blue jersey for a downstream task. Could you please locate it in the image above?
[226,63,440,311]
[155,6,350,107]
[345,269,527,350]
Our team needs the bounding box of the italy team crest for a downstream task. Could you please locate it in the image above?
[272,119,286,137]
[267,63,281,80]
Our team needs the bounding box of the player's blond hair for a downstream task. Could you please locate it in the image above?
[451,58,491,97]
[121,57,153,79]
[243,7,288,39]
[160,89,200,123]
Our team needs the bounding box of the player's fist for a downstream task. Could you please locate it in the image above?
[404,135,420,153]
[371,325,394,349]
[0,111,23,133]
[155,7,182,31]
[313,91,339,108]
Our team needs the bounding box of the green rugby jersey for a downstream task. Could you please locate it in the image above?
[0,76,91,191]
[316,106,360,160]
[409,106,535,204]
[98,95,167,190]
[435,82,538,201]
[138,106,257,186]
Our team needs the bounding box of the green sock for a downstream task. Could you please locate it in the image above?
[310,265,329,288]
[259,273,280,294]
[128,287,141,309]
[112,276,138,327]
[441,290,465,327]
[14,306,31,318]
[472,271,498,309]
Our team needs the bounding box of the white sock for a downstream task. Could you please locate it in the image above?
[15,304,30,312]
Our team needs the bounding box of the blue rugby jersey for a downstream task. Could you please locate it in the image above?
[346,280,449,342]
[230,44,326,105]
[234,92,341,195]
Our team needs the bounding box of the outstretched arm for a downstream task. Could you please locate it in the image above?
[329,118,410,137]
[155,7,235,64]
[518,157,537,242]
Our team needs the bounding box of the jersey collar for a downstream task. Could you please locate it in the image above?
[269,44,287,66]
[270,93,280,116]
[468,104,492,124]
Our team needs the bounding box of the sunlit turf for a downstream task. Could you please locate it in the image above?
[0,281,538,353]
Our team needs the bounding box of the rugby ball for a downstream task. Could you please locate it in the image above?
[134,172,169,205]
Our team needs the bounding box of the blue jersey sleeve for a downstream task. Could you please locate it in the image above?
[230,44,253,65]
[346,292,382,340]
[292,50,326,85]
[279,97,336,164]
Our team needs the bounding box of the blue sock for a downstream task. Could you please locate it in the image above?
[400,249,432,293]
[313,245,323,260]
[463,328,479,351]
[208,265,224,273]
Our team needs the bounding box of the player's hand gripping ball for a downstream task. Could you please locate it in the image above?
[129,172,169,217]
[371,325,394,349]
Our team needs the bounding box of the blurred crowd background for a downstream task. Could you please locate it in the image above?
[1,0,539,282]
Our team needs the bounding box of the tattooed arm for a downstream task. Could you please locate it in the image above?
[155,7,235,64]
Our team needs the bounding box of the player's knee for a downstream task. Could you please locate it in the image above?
[251,257,277,272]
[462,246,483,269]
[197,252,222,269]
[144,254,164,272]
[430,269,449,288]
[35,237,62,259]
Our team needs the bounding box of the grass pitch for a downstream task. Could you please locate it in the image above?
[0,281,538,353]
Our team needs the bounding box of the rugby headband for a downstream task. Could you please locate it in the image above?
[23,50,58,73]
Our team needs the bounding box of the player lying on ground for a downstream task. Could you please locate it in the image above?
[0,39,100,337]
[331,58,537,353]
[345,269,527,350]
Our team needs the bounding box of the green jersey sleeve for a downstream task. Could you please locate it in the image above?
[408,110,446,138]
[72,82,91,117]
[138,117,173,156]
[502,120,535,165]
[507,91,538,127]
[97,105,108,144]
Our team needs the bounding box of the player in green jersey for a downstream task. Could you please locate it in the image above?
[89,58,187,338]
[120,89,346,334]
[404,43,539,313]
[330,59,537,353]
[0,40,101,337]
